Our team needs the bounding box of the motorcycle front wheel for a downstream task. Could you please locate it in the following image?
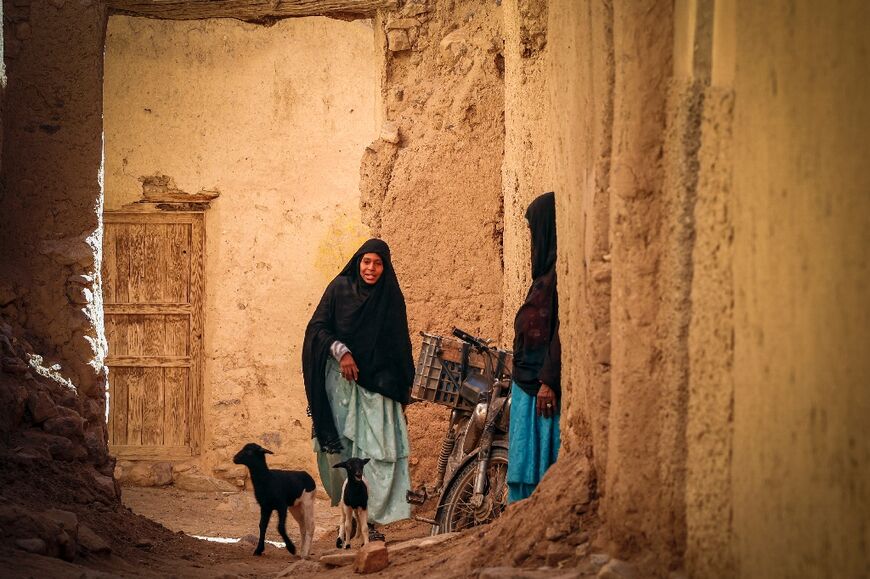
[436,447,508,533]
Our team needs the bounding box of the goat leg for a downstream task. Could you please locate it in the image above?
[277,508,296,555]
[336,503,346,548]
[358,509,369,546]
[254,508,271,556]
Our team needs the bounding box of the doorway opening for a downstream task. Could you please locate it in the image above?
[101,14,376,485]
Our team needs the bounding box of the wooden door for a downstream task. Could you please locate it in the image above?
[102,211,204,460]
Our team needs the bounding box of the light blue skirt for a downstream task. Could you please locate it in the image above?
[314,359,411,524]
[507,382,561,503]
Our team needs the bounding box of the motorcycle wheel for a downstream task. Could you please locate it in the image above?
[436,447,508,533]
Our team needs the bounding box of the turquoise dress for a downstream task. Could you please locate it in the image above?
[506,382,561,503]
[314,358,411,524]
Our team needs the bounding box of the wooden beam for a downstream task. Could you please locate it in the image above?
[107,0,395,21]
[104,303,192,315]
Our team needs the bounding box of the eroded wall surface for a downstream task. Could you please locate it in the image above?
[544,0,870,577]
[0,0,110,465]
[103,15,376,476]
[362,0,505,345]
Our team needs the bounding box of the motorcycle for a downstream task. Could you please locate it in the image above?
[406,327,512,534]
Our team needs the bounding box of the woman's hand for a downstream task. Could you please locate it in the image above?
[536,384,557,418]
[339,353,359,382]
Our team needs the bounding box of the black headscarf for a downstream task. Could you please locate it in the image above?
[512,192,561,397]
[302,238,414,452]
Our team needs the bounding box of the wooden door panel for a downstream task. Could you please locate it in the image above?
[164,367,189,446]
[127,223,148,304]
[143,315,166,356]
[103,211,203,460]
[164,315,190,356]
[141,368,165,445]
[165,223,191,303]
[126,367,145,445]
[110,368,129,445]
[103,226,118,304]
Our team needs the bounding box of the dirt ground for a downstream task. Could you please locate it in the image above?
[120,486,432,555]
[0,451,453,579]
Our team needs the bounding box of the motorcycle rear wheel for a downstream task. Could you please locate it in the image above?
[436,447,508,533]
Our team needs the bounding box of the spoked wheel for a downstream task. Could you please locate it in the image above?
[436,447,508,533]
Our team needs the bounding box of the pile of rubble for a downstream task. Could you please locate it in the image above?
[0,320,118,562]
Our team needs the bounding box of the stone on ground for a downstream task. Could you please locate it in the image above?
[597,558,637,579]
[589,553,610,569]
[15,538,47,554]
[78,524,111,555]
[545,542,575,567]
[354,541,389,574]
[389,531,461,554]
[319,549,357,567]
[44,508,79,539]
[277,559,322,577]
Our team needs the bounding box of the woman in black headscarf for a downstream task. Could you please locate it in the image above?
[303,238,414,537]
[507,192,562,503]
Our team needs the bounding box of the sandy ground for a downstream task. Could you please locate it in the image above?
[0,451,598,579]
[119,485,437,574]
[121,487,342,548]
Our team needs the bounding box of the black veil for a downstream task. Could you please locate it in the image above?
[302,239,414,451]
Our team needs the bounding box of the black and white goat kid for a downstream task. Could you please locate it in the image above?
[333,457,371,549]
[232,443,316,558]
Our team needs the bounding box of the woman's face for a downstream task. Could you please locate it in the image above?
[359,253,384,285]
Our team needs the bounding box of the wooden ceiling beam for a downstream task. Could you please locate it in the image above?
[107,0,395,22]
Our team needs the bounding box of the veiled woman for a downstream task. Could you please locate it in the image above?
[302,238,414,540]
[507,192,562,503]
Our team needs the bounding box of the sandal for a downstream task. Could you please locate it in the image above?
[368,523,385,542]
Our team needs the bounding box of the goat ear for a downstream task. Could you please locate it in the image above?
[260,447,273,454]
[332,461,346,469]
[362,458,370,465]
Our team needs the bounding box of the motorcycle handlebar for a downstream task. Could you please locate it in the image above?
[451,327,489,352]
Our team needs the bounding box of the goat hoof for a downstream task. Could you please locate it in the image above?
[287,544,296,555]
[253,549,264,556]
[336,537,344,549]
[344,543,351,550]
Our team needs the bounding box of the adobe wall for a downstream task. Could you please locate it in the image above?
[0,0,110,462]
[542,0,870,576]
[724,1,869,576]
[102,15,377,477]
[362,0,505,345]
[500,0,555,344]
[545,0,613,475]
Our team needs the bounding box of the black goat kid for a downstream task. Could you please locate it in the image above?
[233,443,316,558]
[334,457,370,549]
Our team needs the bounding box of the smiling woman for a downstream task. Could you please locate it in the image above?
[359,253,384,286]
[302,238,415,542]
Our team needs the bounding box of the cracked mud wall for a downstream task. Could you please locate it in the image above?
[0,0,110,459]
[102,16,377,477]
[362,0,505,345]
